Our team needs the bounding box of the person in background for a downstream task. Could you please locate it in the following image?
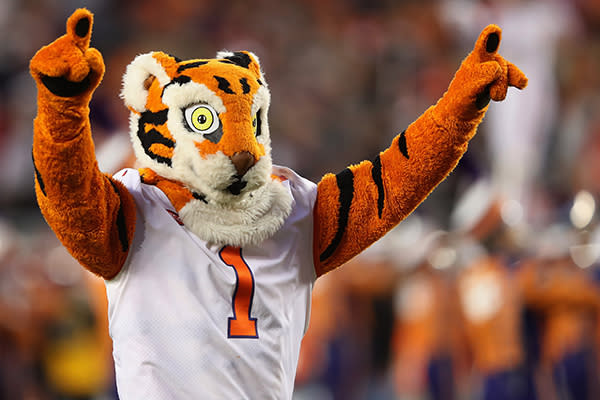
[391,228,467,400]
[519,225,600,400]
[451,180,538,400]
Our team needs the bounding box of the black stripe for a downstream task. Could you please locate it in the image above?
[161,76,191,97]
[192,191,208,204]
[240,78,251,94]
[255,112,262,137]
[214,75,236,94]
[320,168,354,262]
[177,61,208,72]
[398,130,409,159]
[140,108,168,125]
[224,52,252,69]
[138,129,173,166]
[108,178,129,253]
[137,109,174,166]
[371,155,384,218]
[171,75,191,85]
[31,151,46,196]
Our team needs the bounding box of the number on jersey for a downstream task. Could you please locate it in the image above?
[219,246,259,338]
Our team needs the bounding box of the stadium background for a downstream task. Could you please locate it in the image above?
[1,0,600,398]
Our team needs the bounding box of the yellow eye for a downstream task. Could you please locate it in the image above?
[252,112,261,137]
[251,114,258,136]
[184,104,220,134]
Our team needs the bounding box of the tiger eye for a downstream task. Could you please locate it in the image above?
[184,104,220,135]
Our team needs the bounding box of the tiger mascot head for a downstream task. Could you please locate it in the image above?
[121,51,292,246]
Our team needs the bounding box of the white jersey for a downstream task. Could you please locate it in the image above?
[107,166,318,399]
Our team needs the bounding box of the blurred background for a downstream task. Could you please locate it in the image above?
[1,0,600,398]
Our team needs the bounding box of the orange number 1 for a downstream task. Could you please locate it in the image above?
[219,246,258,338]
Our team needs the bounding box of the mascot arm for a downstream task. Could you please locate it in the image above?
[313,25,527,277]
[30,9,136,279]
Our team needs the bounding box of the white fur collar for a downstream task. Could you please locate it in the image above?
[145,171,293,247]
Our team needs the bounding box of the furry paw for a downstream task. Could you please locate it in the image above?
[30,8,104,98]
[438,25,528,121]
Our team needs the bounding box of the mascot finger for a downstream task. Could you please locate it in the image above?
[64,9,96,83]
[467,25,504,110]
[481,57,528,106]
[66,8,94,52]
[507,61,528,89]
[84,47,105,91]
[30,8,103,97]
[474,61,503,109]
[489,57,509,103]
[471,25,502,64]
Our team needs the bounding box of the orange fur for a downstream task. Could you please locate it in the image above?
[145,51,265,160]
[31,9,136,279]
[139,168,195,211]
[30,10,527,284]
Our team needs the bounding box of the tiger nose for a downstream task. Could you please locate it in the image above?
[230,151,256,177]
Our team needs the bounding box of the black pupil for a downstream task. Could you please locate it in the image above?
[198,114,207,124]
[252,118,256,127]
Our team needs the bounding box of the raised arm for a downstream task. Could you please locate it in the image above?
[314,25,528,277]
[30,9,136,279]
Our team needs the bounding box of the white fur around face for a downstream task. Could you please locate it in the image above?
[179,176,292,247]
[170,126,292,247]
[131,81,228,184]
[151,78,275,201]
[124,60,292,246]
[162,80,227,114]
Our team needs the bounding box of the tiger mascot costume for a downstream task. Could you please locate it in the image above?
[30,9,527,399]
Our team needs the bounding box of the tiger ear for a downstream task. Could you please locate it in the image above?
[216,50,266,83]
[121,52,176,112]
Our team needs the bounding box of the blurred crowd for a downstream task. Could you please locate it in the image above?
[1,0,600,398]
